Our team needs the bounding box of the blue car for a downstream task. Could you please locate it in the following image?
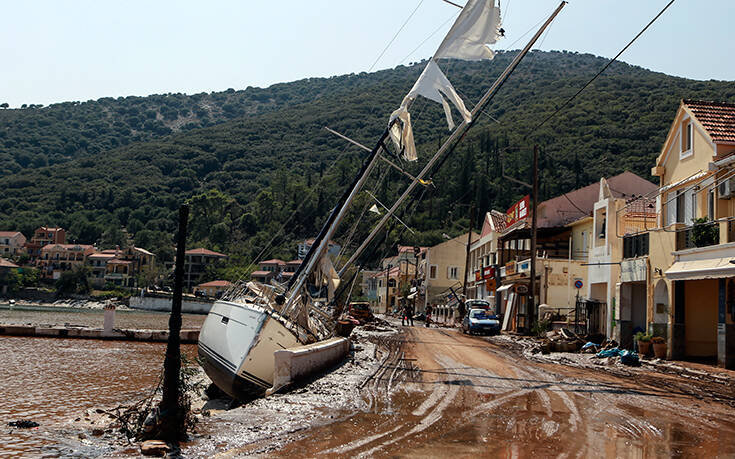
[462,308,501,335]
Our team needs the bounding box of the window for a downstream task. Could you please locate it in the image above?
[448,266,459,280]
[708,189,715,220]
[623,233,649,259]
[681,121,693,158]
[676,190,685,223]
[429,265,437,279]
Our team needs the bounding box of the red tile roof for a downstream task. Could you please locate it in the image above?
[185,248,227,257]
[286,259,302,265]
[251,270,271,276]
[41,244,94,251]
[89,252,117,259]
[259,259,286,265]
[197,280,233,288]
[511,172,658,229]
[684,99,735,144]
[0,231,23,238]
[0,259,19,268]
[108,259,132,264]
[397,245,426,254]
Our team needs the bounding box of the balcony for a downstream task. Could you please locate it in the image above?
[675,220,719,251]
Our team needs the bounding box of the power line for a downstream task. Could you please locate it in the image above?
[369,0,425,72]
[528,0,676,135]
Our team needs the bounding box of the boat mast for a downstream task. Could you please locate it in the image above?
[282,127,392,313]
[339,1,567,277]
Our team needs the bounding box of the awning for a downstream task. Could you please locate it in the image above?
[496,284,513,294]
[665,257,735,281]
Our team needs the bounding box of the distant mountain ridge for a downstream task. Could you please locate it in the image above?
[1,50,734,270]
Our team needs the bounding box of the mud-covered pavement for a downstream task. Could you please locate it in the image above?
[187,324,735,458]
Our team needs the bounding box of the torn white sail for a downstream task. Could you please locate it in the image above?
[318,256,340,300]
[389,60,471,160]
[388,0,502,160]
[435,0,502,61]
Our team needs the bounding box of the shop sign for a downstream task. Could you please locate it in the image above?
[505,261,516,276]
[475,270,482,282]
[486,278,496,291]
[506,195,530,227]
[518,259,531,274]
[482,266,495,279]
[515,284,528,294]
[621,259,647,283]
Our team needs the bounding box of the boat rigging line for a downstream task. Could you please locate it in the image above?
[338,1,568,278]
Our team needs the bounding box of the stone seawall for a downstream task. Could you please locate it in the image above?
[129,295,213,314]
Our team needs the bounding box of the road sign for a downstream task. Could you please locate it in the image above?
[574,279,583,289]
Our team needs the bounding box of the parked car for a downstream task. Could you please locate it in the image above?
[462,308,500,335]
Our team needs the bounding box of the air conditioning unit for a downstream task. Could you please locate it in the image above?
[719,177,735,199]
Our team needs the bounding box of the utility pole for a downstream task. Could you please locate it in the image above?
[385,263,392,314]
[160,204,188,442]
[462,204,475,300]
[528,145,539,333]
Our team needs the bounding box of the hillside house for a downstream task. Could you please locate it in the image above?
[0,231,27,257]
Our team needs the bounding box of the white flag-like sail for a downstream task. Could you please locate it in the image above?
[390,60,471,160]
[388,0,502,160]
[435,0,502,60]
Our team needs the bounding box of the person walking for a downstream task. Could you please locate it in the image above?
[425,305,433,328]
[402,302,414,326]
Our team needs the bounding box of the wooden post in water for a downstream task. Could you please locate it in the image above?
[160,204,189,442]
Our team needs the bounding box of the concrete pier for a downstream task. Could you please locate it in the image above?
[0,324,199,343]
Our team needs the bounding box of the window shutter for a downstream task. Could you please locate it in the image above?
[666,192,676,226]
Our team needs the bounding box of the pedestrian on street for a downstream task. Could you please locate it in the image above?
[406,303,414,326]
[402,301,413,326]
[425,305,433,328]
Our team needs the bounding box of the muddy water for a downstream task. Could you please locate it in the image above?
[0,308,201,458]
[0,305,206,329]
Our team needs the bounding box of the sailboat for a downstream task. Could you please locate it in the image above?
[198,0,566,400]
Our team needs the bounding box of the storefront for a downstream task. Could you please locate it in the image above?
[666,257,735,366]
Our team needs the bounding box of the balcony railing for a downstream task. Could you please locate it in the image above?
[675,220,719,251]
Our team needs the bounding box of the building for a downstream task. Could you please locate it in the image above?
[87,246,156,289]
[26,227,66,260]
[87,252,118,287]
[0,231,27,257]
[281,260,302,282]
[181,248,227,291]
[251,259,286,284]
[297,238,341,260]
[419,233,476,313]
[374,265,401,314]
[361,269,381,310]
[467,211,506,302]
[105,259,134,287]
[637,99,735,368]
[0,258,20,294]
[194,280,233,297]
[37,244,95,280]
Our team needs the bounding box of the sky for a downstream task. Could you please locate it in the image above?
[1,0,733,108]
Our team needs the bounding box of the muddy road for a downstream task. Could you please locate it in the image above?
[210,325,735,458]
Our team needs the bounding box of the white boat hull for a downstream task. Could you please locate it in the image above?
[198,299,301,399]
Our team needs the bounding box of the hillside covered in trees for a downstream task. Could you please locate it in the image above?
[1,50,734,278]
